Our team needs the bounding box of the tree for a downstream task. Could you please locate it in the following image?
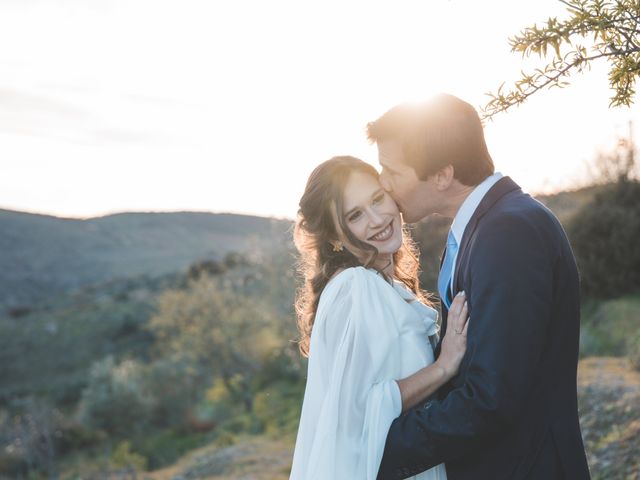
[77,356,154,437]
[569,178,640,298]
[148,276,281,413]
[568,130,640,299]
[483,0,640,119]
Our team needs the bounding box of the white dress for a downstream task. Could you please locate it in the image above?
[290,266,447,480]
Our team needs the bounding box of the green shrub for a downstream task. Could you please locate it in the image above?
[579,295,640,363]
[569,180,640,299]
[628,331,640,371]
[78,356,153,437]
[254,381,305,435]
[218,413,262,435]
[142,357,199,429]
[214,431,238,448]
[56,418,105,455]
[0,451,26,478]
[0,398,65,478]
[111,441,147,472]
[132,429,205,469]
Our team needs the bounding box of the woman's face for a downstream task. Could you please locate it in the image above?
[340,170,403,257]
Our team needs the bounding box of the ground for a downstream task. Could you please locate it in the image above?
[578,357,640,480]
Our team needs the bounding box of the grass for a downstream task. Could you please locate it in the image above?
[580,294,640,358]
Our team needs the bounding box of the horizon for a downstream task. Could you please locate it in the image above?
[0,179,603,223]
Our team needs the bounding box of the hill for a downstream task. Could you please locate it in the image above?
[0,184,599,313]
[0,209,292,312]
[534,184,603,225]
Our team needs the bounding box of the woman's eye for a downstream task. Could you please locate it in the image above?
[348,211,362,222]
[373,193,385,204]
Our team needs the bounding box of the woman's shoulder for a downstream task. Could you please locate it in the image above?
[314,267,397,338]
[323,266,385,294]
[317,267,400,317]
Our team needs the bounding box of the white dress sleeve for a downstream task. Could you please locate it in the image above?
[290,267,406,480]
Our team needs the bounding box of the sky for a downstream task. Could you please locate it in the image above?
[1,0,638,220]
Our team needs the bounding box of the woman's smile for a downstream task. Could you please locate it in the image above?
[368,220,395,242]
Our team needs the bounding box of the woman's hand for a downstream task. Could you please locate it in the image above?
[436,291,469,381]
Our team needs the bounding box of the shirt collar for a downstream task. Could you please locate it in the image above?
[450,172,503,244]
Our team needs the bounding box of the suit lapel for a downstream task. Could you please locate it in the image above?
[435,176,520,357]
[451,177,521,291]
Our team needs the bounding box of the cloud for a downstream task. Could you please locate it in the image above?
[89,128,160,145]
[0,87,168,145]
[0,87,88,119]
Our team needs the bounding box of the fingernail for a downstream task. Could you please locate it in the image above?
[457,291,465,297]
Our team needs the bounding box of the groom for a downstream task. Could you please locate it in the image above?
[367,94,590,479]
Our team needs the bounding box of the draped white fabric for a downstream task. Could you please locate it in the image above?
[290,267,447,480]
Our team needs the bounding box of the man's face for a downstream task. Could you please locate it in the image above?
[377,140,441,222]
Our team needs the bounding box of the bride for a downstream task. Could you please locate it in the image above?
[290,156,469,480]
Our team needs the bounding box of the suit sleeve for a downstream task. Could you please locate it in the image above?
[377,215,556,479]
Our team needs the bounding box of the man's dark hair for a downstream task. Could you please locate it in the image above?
[367,93,494,186]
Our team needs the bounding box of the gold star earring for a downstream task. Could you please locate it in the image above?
[331,240,344,252]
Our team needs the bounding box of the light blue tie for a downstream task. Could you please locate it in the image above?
[438,230,458,309]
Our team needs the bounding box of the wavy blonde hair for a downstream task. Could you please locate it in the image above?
[294,156,429,357]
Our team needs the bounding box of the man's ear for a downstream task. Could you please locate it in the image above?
[433,165,455,191]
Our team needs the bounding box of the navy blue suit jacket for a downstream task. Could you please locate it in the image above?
[377,177,590,480]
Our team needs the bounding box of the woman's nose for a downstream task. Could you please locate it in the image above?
[368,209,384,226]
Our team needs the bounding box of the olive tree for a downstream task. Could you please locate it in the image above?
[484,0,640,119]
